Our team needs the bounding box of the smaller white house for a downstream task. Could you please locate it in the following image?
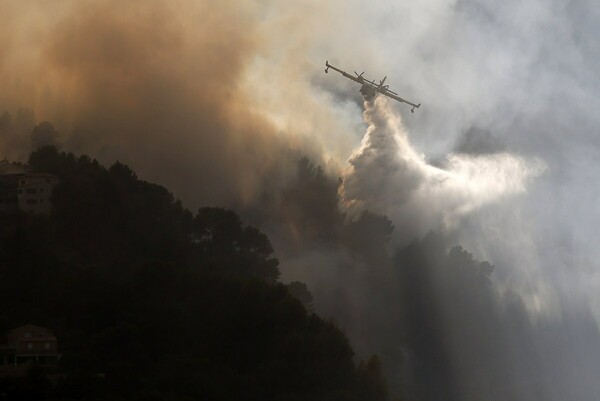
[17,173,59,215]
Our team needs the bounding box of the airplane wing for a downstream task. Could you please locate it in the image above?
[380,89,421,112]
[360,77,379,88]
[325,61,364,84]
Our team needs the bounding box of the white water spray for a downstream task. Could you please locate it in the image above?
[340,97,545,240]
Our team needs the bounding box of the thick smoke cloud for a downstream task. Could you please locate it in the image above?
[3,1,600,400]
[0,0,320,209]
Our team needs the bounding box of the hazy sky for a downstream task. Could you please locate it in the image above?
[245,0,600,322]
[4,2,600,398]
[2,0,600,355]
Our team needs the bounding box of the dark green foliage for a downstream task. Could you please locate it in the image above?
[355,356,387,401]
[279,157,345,246]
[394,232,498,401]
[29,147,193,267]
[342,211,394,264]
[0,146,387,401]
[286,281,314,312]
[191,207,279,282]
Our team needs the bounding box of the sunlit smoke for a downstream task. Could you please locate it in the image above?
[0,0,323,210]
[2,1,600,399]
[340,97,545,241]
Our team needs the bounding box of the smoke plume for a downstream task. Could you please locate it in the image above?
[341,98,544,242]
[0,0,323,209]
[3,1,600,400]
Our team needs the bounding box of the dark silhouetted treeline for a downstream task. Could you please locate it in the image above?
[0,146,387,401]
[251,154,600,401]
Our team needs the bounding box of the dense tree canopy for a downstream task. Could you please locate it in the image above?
[0,146,387,401]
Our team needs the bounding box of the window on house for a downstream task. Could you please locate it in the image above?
[27,343,33,350]
[26,188,36,194]
[27,199,37,205]
[17,189,22,194]
[24,332,31,338]
[44,343,50,349]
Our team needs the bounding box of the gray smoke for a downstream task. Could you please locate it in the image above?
[3,1,600,399]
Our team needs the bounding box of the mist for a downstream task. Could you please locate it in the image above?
[2,0,600,400]
[340,98,543,242]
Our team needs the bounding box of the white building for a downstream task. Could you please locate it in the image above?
[17,173,59,215]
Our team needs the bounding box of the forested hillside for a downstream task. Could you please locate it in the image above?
[0,146,387,401]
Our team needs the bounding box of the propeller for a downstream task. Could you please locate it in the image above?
[354,71,365,78]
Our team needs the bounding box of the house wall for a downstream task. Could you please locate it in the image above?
[17,175,59,215]
[7,325,54,345]
[15,339,58,355]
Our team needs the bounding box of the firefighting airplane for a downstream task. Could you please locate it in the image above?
[325,60,421,113]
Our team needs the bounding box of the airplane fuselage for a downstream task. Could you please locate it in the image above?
[359,84,377,99]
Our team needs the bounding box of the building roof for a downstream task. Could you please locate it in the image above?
[0,160,26,176]
[16,336,57,342]
[20,173,58,179]
[8,324,54,335]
